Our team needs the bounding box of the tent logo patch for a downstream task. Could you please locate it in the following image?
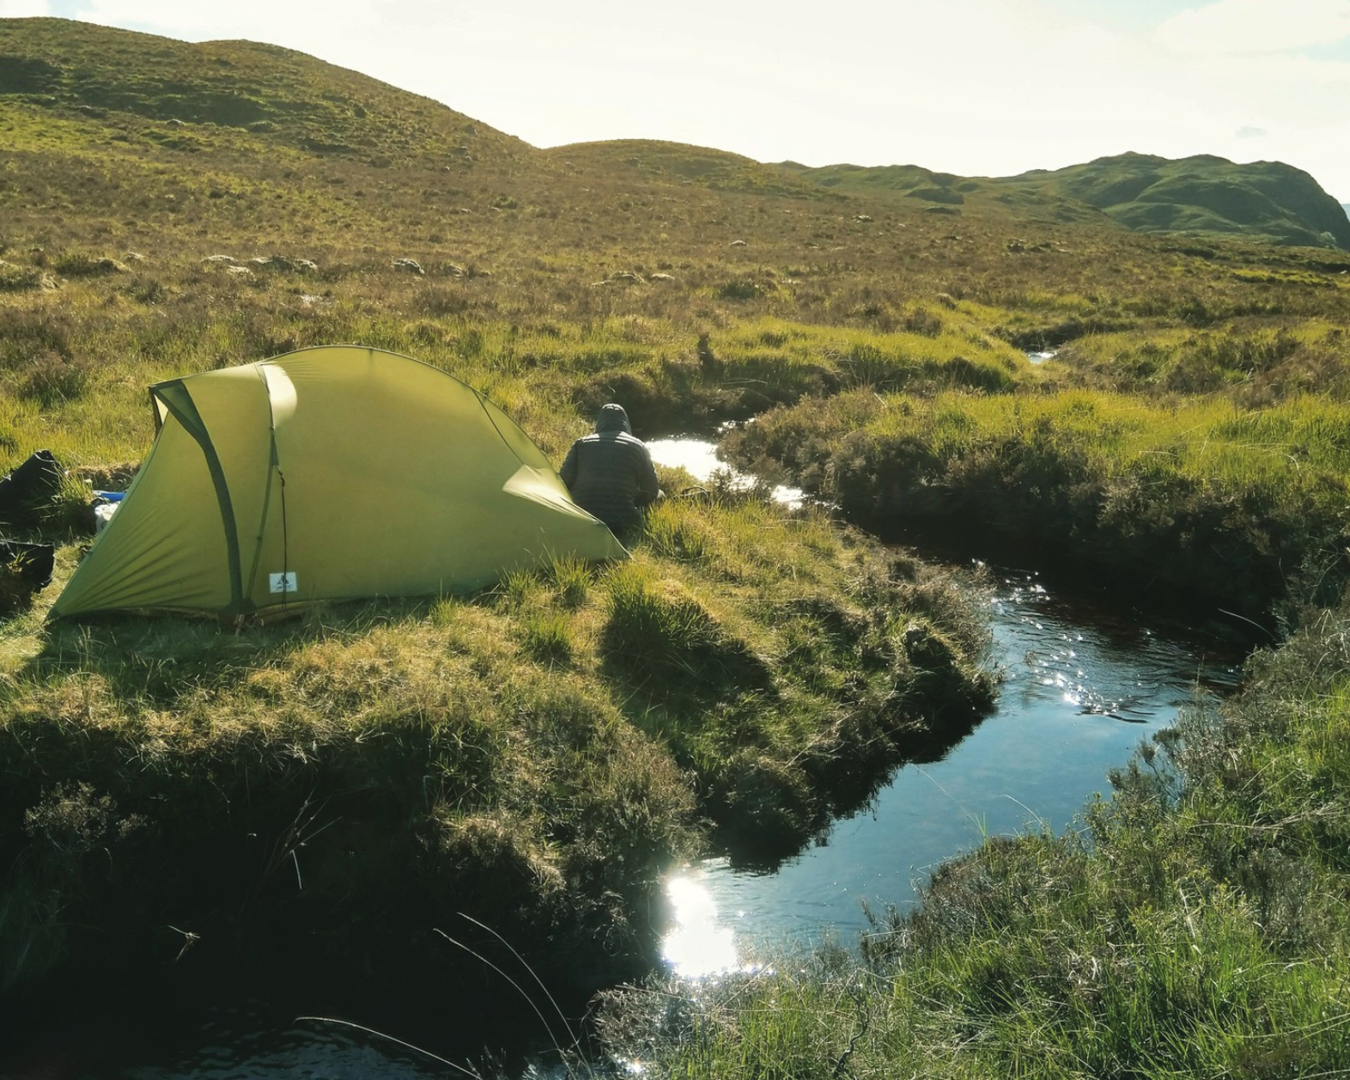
[269,572,298,594]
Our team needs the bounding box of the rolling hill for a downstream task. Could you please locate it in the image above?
[785,153,1350,250]
[1,17,1346,256]
[0,16,531,172]
[1007,153,1350,249]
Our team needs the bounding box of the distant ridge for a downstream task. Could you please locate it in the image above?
[1011,153,1350,250]
[790,152,1349,250]
[542,139,827,199]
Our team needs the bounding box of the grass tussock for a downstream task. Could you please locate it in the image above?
[601,600,1350,1077]
[726,388,1350,624]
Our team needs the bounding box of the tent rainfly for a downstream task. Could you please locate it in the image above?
[49,346,627,619]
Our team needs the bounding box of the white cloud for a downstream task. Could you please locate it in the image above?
[1156,0,1350,55]
[0,0,51,15]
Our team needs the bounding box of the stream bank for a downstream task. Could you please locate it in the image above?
[602,600,1350,1079]
[1,457,994,1075]
[595,437,1350,1078]
[719,388,1350,633]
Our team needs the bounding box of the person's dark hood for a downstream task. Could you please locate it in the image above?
[595,403,632,434]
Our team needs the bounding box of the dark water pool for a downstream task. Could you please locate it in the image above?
[28,439,1240,1076]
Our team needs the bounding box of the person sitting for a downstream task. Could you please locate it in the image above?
[559,403,660,532]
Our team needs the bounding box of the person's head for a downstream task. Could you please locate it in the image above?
[595,403,631,434]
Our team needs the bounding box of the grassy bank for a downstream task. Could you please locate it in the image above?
[725,387,1350,626]
[599,599,1350,1077]
[0,480,993,1036]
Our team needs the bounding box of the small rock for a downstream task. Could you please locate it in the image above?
[124,251,145,262]
[730,240,747,246]
[248,255,317,273]
[854,214,873,222]
[225,266,253,277]
[393,258,424,275]
[649,272,674,282]
[203,254,237,265]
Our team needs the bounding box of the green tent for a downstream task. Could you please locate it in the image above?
[50,346,626,619]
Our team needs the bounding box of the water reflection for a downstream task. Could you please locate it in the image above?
[659,866,743,978]
[646,437,805,508]
[105,1010,454,1080]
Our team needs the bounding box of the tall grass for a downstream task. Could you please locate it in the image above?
[726,388,1350,623]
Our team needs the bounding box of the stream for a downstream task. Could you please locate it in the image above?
[660,561,1238,976]
[28,439,1241,1078]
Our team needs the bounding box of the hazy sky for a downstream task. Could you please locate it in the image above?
[4,0,1349,201]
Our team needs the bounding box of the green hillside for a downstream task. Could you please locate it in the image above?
[787,152,1350,250]
[544,139,828,199]
[1011,152,1350,249]
[0,16,531,171]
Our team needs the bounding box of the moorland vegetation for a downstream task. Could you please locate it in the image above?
[1,15,1349,1075]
